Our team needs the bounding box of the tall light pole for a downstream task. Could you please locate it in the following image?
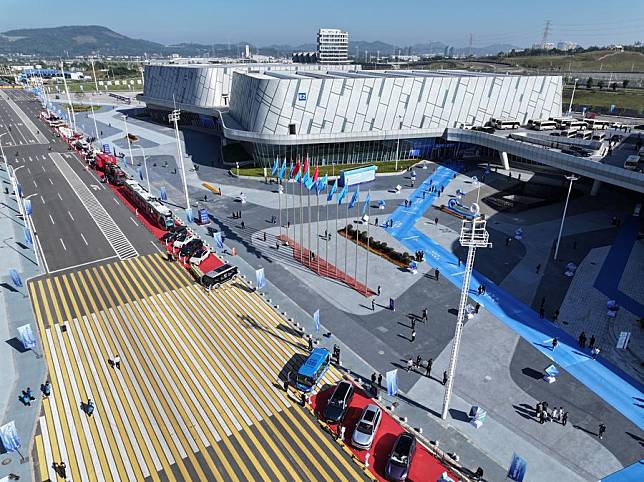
[394,115,402,171]
[168,109,190,210]
[122,114,134,166]
[133,144,150,193]
[441,211,491,420]
[60,60,76,130]
[553,174,579,261]
[90,58,99,93]
[567,78,579,116]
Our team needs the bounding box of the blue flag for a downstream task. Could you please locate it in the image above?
[362,191,371,216]
[271,158,279,176]
[301,171,310,185]
[348,186,360,209]
[279,159,286,179]
[294,169,301,183]
[386,369,398,397]
[288,162,295,179]
[316,175,327,195]
[327,179,338,202]
[313,309,320,335]
[305,176,315,190]
[256,268,266,290]
[213,231,224,250]
[337,185,348,204]
[0,421,21,453]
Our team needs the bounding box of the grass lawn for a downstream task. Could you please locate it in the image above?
[60,81,140,93]
[70,103,99,113]
[234,159,419,177]
[563,87,644,112]
[501,50,644,72]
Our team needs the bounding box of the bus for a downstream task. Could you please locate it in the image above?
[528,119,557,130]
[575,129,593,140]
[492,118,521,129]
[561,128,581,138]
[295,348,331,392]
[122,179,174,229]
[586,119,610,130]
[624,155,640,171]
[591,131,606,141]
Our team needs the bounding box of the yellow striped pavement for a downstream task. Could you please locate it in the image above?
[28,254,367,481]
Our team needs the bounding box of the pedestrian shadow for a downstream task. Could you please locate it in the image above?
[533,342,554,350]
[448,408,470,423]
[396,333,413,342]
[625,431,644,448]
[448,308,459,316]
[278,353,309,383]
[238,314,304,352]
[573,424,597,437]
[0,282,19,293]
[276,323,301,338]
[5,337,29,353]
[232,281,254,293]
[397,321,412,329]
[512,404,536,421]
[521,367,543,380]
[572,350,591,358]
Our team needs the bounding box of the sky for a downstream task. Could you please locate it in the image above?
[1,0,643,48]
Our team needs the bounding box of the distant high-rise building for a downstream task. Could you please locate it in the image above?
[448,46,455,58]
[557,41,578,51]
[444,46,450,58]
[317,28,349,64]
[244,45,251,59]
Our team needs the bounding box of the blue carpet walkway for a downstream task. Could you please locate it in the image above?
[386,165,644,430]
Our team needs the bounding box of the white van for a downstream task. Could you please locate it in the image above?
[624,155,640,171]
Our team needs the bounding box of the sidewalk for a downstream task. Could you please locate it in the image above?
[0,163,46,481]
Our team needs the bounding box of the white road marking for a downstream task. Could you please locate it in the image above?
[26,167,31,174]
[60,238,66,250]
[80,232,88,245]
[149,240,163,253]
[42,165,46,172]
[47,255,119,275]
[33,180,37,188]
[49,214,55,225]
[68,210,75,221]
[113,198,119,205]
[40,195,45,204]
[48,178,53,185]
[57,192,62,201]
[130,217,139,226]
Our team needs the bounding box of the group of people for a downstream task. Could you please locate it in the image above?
[536,401,568,426]
[414,250,425,262]
[231,211,243,219]
[20,380,52,406]
[578,331,601,359]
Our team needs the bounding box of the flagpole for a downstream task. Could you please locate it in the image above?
[307,187,312,263]
[344,201,349,282]
[326,191,330,275]
[335,201,339,276]
[299,178,304,263]
[278,175,282,240]
[365,193,370,295]
[354,195,360,289]
[317,190,321,274]
[284,165,288,242]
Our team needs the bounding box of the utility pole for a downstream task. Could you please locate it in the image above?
[90,58,99,93]
[441,213,491,420]
[60,60,76,130]
[554,174,579,261]
[168,109,190,211]
[468,33,473,57]
[541,20,551,49]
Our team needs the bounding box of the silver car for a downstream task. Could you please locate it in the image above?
[351,404,382,450]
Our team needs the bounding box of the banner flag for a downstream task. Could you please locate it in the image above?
[213,232,224,250]
[316,175,327,195]
[23,227,32,246]
[507,453,527,482]
[271,158,279,176]
[305,176,315,191]
[17,324,36,350]
[386,369,398,397]
[24,199,32,216]
[337,185,348,204]
[348,186,360,209]
[327,179,338,201]
[303,157,309,175]
[159,186,168,201]
[302,171,310,186]
[279,159,286,179]
[362,191,371,216]
[289,161,295,179]
[186,207,194,223]
[9,269,22,288]
[256,268,266,290]
[313,309,320,335]
[312,164,319,182]
[0,421,21,452]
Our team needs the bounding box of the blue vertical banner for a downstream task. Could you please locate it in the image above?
[213,232,224,251]
[9,269,22,288]
[313,309,320,336]
[138,167,144,181]
[17,324,36,350]
[255,267,266,290]
[23,199,32,216]
[23,227,32,246]
[507,453,527,482]
[16,183,22,199]
[185,207,194,223]
[386,369,398,397]
[159,186,168,201]
[0,421,21,452]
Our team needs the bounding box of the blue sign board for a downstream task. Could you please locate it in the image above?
[102,144,111,154]
[508,453,527,482]
[298,92,307,101]
[199,208,209,224]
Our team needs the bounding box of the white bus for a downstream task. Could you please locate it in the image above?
[561,128,581,138]
[575,129,593,140]
[528,119,557,130]
[586,119,610,130]
[591,131,606,141]
[554,118,587,130]
[492,118,521,129]
[624,155,640,171]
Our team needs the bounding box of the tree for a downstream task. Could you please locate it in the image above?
[623,79,630,89]
[598,80,604,90]
[586,77,594,89]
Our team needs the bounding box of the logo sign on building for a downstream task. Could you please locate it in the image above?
[298,92,307,101]
[507,453,527,482]
[255,268,266,290]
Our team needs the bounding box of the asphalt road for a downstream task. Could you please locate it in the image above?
[0,89,159,273]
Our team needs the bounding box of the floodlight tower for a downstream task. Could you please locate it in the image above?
[441,209,491,420]
[168,109,190,210]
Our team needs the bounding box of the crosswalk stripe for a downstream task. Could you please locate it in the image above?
[36,423,56,482]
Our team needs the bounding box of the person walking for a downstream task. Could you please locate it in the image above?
[539,410,546,424]
[562,411,568,426]
[551,407,559,422]
[435,217,439,225]
[598,423,606,439]
[377,373,383,388]
[474,302,480,314]
[435,269,440,281]
[371,299,375,311]
[86,398,95,417]
[371,372,377,385]
[536,263,541,274]
[241,220,245,229]
[415,355,422,368]
[422,308,428,322]
[411,330,416,343]
[426,358,433,378]
[411,317,416,330]
[113,354,121,370]
[442,370,448,385]
[406,358,414,372]
[589,335,596,349]
[41,380,52,398]
[591,346,600,359]
[551,337,558,350]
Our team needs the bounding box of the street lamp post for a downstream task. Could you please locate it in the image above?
[168,109,190,210]
[133,144,150,193]
[441,212,491,420]
[394,116,402,171]
[60,60,76,130]
[553,174,579,261]
[567,78,579,116]
[122,115,134,166]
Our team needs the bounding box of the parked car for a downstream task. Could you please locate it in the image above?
[173,233,196,248]
[385,432,417,481]
[323,381,355,423]
[189,247,210,265]
[179,238,204,258]
[161,225,187,242]
[351,404,382,450]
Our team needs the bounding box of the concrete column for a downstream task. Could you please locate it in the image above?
[590,179,602,196]
[499,151,510,171]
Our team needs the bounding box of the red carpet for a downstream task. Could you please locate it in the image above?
[277,235,375,297]
[311,384,457,482]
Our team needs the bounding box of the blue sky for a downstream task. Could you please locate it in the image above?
[2,0,642,47]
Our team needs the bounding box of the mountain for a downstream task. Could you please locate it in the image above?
[0,25,519,58]
[0,25,166,56]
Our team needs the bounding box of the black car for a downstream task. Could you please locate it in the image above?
[179,238,204,258]
[385,432,417,481]
[200,263,239,288]
[323,381,354,423]
[161,225,187,242]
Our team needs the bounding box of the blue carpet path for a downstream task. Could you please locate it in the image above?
[385,165,644,430]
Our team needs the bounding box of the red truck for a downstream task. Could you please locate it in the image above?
[94,153,126,185]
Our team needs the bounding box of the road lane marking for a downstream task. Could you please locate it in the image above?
[42,165,46,172]
[41,195,45,204]
[68,210,75,221]
[80,233,88,245]
[27,167,31,174]
[60,238,66,250]
[49,177,53,185]
[49,214,55,225]
[33,180,38,188]
[57,192,63,201]
[130,217,139,226]
[47,256,119,275]
[113,198,119,206]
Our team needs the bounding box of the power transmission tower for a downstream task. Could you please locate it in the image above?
[541,20,551,48]
[468,33,473,57]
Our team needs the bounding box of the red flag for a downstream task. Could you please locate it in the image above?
[303,155,309,175]
[292,158,300,179]
[312,163,319,182]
